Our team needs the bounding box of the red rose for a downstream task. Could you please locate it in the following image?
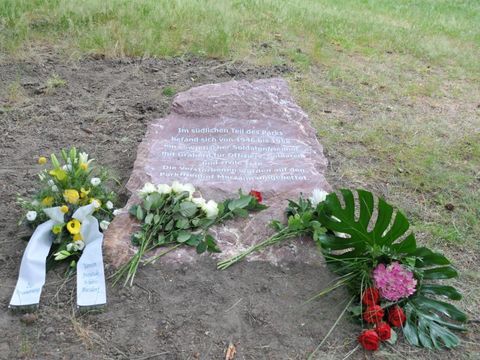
[375,322,392,341]
[358,329,380,351]
[388,306,406,327]
[249,190,262,203]
[363,305,384,323]
[362,287,380,307]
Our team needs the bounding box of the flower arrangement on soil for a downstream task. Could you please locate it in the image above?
[219,189,467,352]
[18,147,117,268]
[114,183,266,286]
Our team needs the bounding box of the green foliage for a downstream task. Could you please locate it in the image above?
[316,189,467,349]
[116,188,266,286]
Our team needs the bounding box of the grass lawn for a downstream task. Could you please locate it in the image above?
[1,0,479,356]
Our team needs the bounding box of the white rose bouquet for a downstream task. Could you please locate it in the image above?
[114,182,266,286]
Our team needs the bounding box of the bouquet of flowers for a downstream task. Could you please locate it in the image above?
[18,147,117,268]
[219,189,467,352]
[114,182,266,286]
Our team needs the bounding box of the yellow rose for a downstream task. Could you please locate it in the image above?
[52,224,63,234]
[80,187,90,199]
[42,196,54,206]
[60,205,69,213]
[63,189,80,204]
[49,168,67,181]
[66,219,81,235]
[80,163,88,171]
[73,233,83,241]
[38,156,47,165]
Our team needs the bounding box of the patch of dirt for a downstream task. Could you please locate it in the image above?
[0,55,357,359]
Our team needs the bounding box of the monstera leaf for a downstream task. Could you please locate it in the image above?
[316,189,467,349]
[317,189,417,264]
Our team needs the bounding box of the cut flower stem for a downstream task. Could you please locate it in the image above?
[217,228,305,270]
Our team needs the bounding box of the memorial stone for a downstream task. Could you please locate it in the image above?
[104,78,331,267]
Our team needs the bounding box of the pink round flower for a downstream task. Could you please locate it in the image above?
[373,262,417,301]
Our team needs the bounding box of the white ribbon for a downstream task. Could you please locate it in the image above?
[74,204,107,307]
[10,204,107,308]
[9,219,56,307]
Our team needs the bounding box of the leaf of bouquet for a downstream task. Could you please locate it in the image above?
[319,189,414,251]
[144,192,164,211]
[422,266,458,280]
[179,201,197,218]
[205,234,221,252]
[233,208,249,217]
[228,195,251,211]
[196,241,207,254]
[413,247,450,267]
[136,206,144,221]
[176,231,191,243]
[411,295,467,322]
[144,213,154,225]
[403,306,420,346]
[175,218,190,229]
[428,321,460,349]
[420,284,462,300]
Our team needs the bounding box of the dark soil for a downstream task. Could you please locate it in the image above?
[0,55,476,360]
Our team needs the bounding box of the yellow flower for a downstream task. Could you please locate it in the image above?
[73,233,83,241]
[42,196,54,206]
[80,163,88,171]
[60,205,69,213]
[80,187,90,199]
[66,219,81,234]
[38,156,47,165]
[52,224,63,234]
[49,168,67,181]
[63,189,80,204]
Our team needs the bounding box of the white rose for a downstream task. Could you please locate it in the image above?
[157,183,172,194]
[92,199,101,208]
[171,181,195,196]
[192,197,206,208]
[139,182,157,197]
[113,209,121,216]
[106,201,114,209]
[51,185,59,192]
[100,220,110,231]
[90,177,101,186]
[26,211,37,221]
[201,200,219,219]
[310,189,329,207]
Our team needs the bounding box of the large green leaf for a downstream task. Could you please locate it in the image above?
[420,284,462,301]
[404,302,463,350]
[411,296,467,322]
[422,266,458,280]
[318,189,415,255]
